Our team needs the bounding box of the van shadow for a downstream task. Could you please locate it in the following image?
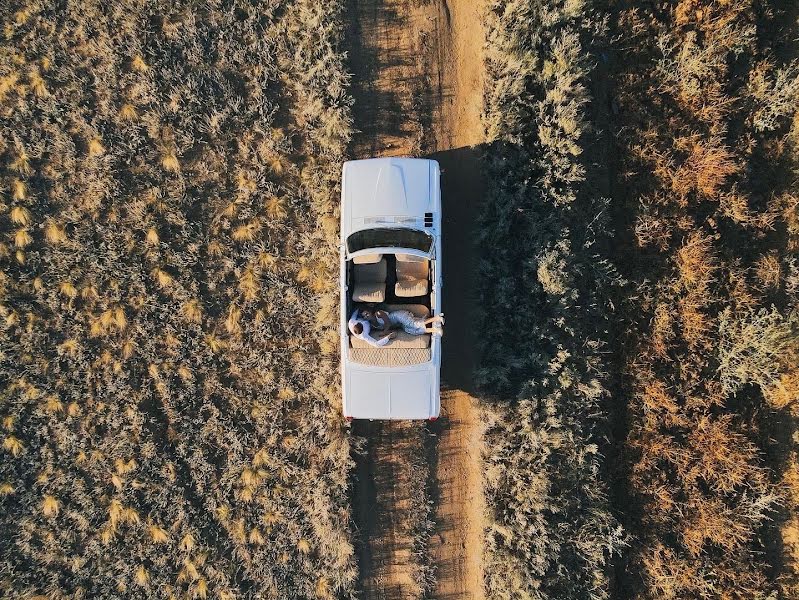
[427,144,493,395]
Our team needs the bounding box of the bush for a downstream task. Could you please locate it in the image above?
[612,0,799,596]
[718,307,799,396]
[479,1,624,598]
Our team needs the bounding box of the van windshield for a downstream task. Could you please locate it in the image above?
[347,228,432,254]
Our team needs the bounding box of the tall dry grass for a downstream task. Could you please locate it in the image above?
[479,1,625,598]
[0,1,356,598]
[613,0,799,597]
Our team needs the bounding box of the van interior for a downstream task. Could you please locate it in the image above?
[346,252,435,366]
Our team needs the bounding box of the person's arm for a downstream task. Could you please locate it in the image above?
[347,311,358,336]
[362,330,393,347]
[351,317,391,347]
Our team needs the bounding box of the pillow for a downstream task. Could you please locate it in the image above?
[352,253,383,265]
[352,282,385,303]
[395,279,428,297]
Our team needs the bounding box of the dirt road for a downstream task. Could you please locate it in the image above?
[347,1,487,599]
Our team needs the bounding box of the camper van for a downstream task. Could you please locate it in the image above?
[340,158,442,420]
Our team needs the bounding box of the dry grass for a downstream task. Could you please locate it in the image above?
[479,2,625,598]
[672,136,739,200]
[614,0,799,596]
[0,1,356,598]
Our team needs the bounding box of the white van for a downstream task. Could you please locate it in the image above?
[340,158,442,420]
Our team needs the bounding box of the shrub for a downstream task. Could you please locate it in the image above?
[718,307,799,396]
[613,0,799,596]
[479,2,624,598]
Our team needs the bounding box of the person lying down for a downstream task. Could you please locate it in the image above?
[348,308,444,348]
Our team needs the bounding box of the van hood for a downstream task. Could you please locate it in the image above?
[345,366,434,420]
[343,158,435,235]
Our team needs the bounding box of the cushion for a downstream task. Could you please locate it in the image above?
[352,253,383,265]
[380,304,429,318]
[396,253,427,263]
[353,258,387,283]
[349,347,432,366]
[396,256,429,281]
[352,282,385,303]
[395,279,429,297]
[350,330,430,349]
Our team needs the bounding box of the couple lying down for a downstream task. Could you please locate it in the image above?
[348,307,445,348]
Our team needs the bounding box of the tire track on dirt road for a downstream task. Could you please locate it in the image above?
[347,1,487,599]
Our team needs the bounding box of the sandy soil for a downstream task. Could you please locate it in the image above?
[351,420,428,599]
[428,390,486,600]
[347,0,434,158]
[347,0,487,598]
[426,0,486,150]
[426,3,487,598]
